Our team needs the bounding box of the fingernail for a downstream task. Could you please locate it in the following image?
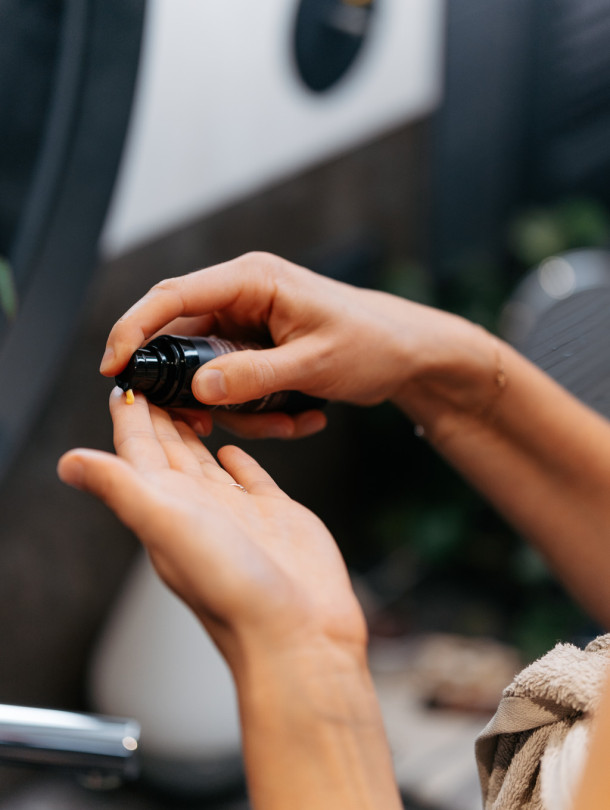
[194,369,227,402]
[100,346,115,374]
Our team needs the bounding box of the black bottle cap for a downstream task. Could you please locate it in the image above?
[115,347,162,393]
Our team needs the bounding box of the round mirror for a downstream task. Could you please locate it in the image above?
[293,0,377,93]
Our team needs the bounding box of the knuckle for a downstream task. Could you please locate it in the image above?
[115,277,181,326]
[114,430,149,455]
[150,277,187,313]
[233,252,290,322]
[238,250,278,267]
[153,277,177,291]
[150,277,183,301]
[238,251,287,283]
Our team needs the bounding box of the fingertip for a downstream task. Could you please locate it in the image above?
[292,409,327,439]
[100,340,132,376]
[57,453,76,486]
[190,414,214,437]
[217,443,248,460]
[217,443,283,494]
[216,443,258,470]
[99,346,116,375]
[101,330,142,377]
[109,386,148,410]
[108,387,125,412]
[57,448,95,489]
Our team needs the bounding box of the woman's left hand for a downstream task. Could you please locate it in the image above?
[57,388,367,670]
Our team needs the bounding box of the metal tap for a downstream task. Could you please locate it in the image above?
[0,703,140,781]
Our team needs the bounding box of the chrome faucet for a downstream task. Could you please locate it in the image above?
[0,703,140,781]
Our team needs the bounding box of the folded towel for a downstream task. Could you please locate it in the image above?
[475,634,610,810]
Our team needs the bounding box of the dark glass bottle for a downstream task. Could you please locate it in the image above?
[115,334,325,414]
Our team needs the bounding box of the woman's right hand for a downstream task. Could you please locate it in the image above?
[100,252,495,438]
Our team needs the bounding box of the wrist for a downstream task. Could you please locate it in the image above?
[233,636,401,810]
[390,314,507,443]
[234,633,375,724]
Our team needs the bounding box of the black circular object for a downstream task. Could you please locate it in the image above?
[293,0,377,93]
[500,249,610,419]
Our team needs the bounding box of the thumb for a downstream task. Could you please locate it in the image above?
[191,340,322,405]
[57,449,151,531]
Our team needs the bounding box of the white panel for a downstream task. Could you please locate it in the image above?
[90,554,241,758]
[102,0,444,257]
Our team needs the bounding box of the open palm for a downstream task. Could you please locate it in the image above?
[58,389,366,668]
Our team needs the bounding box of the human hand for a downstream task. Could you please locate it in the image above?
[57,389,367,668]
[100,252,484,439]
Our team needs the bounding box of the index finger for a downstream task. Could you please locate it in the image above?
[109,387,170,472]
[101,252,283,376]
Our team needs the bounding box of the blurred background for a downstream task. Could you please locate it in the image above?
[1,0,610,808]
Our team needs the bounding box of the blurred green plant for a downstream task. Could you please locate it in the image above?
[513,597,591,664]
[508,196,610,268]
[0,256,18,321]
[380,258,435,306]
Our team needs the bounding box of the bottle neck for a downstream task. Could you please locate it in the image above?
[115,346,162,393]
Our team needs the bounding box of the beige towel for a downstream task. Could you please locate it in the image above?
[475,634,610,810]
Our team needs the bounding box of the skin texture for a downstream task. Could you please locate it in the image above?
[59,251,610,809]
[58,389,400,810]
